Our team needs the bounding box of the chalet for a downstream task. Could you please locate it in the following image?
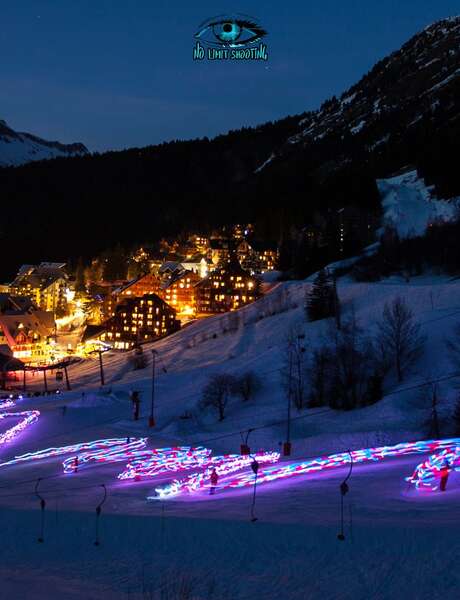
[180,256,210,279]
[207,239,234,266]
[158,261,183,279]
[158,269,201,318]
[103,273,161,320]
[9,262,68,316]
[237,240,279,274]
[0,308,55,364]
[195,256,261,314]
[187,234,209,254]
[100,294,180,350]
[231,223,253,240]
[0,294,37,314]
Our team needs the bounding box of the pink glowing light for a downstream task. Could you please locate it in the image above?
[153,438,460,499]
[406,444,460,491]
[151,452,280,499]
[0,411,40,446]
[62,438,148,473]
[0,400,16,409]
[0,437,146,469]
[118,447,212,481]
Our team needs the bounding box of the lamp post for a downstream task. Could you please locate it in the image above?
[149,350,157,427]
[43,368,48,393]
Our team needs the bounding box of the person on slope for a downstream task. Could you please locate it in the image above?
[209,469,219,495]
[439,458,450,492]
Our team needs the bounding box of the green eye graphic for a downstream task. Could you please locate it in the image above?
[195,14,267,48]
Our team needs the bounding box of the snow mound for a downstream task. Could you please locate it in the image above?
[70,390,124,408]
[377,170,459,238]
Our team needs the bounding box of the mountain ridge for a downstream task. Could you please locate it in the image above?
[255,15,460,186]
[0,119,88,167]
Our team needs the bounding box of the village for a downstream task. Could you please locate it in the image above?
[0,225,279,388]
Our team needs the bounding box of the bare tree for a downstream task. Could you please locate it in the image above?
[371,330,392,378]
[308,346,332,407]
[376,297,425,382]
[326,314,373,410]
[200,374,235,421]
[232,371,262,402]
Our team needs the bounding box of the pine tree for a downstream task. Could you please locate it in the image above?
[305,269,336,321]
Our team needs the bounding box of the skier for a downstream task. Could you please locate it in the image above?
[439,458,450,492]
[209,469,219,495]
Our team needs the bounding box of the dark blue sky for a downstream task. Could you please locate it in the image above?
[1,1,458,151]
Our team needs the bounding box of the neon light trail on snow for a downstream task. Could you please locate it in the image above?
[118,446,212,480]
[152,438,460,498]
[0,405,458,497]
[0,437,147,469]
[0,395,39,448]
[64,444,210,476]
[151,452,281,499]
[62,438,149,473]
[0,411,40,446]
[406,445,460,491]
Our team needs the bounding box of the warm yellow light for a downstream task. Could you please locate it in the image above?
[65,288,75,302]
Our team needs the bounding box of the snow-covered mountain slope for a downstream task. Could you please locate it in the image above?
[0,120,88,167]
[256,16,460,183]
[291,16,460,146]
[378,170,460,238]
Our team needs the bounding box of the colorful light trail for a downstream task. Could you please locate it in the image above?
[0,411,40,446]
[62,438,148,473]
[151,452,280,499]
[406,444,460,491]
[152,438,460,499]
[0,437,146,469]
[118,447,211,480]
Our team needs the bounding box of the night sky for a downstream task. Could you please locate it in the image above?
[1,1,458,152]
